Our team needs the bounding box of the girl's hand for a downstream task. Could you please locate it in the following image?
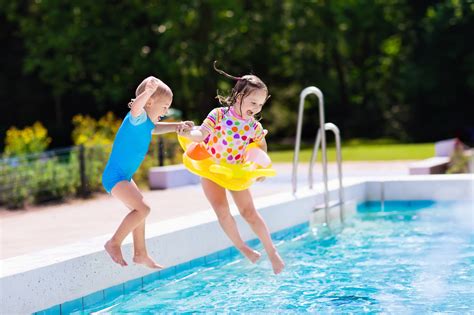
[256,177,266,182]
[176,128,190,136]
[177,126,208,142]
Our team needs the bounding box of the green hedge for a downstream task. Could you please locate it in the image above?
[0,139,181,209]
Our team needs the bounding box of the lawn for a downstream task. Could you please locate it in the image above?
[268,142,434,162]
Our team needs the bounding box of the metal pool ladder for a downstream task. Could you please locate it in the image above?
[291,86,345,224]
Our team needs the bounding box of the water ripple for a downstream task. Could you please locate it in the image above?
[83,202,473,314]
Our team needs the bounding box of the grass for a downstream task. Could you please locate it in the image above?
[268,142,434,162]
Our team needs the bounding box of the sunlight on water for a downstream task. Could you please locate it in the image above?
[81,201,474,313]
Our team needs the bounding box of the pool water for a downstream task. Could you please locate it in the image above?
[82,201,473,313]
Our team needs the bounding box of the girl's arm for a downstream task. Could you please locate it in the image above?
[130,77,158,117]
[254,128,268,152]
[152,121,194,135]
[256,136,268,152]
[178,126,210,142]
[254,130,269,182]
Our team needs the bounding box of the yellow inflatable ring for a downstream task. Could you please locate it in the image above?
[177,135,276,191]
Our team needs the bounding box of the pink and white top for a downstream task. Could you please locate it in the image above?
[201,106,265,164]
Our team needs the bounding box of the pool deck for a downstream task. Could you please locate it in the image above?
[1,163,473,315]
[0,161,413,259]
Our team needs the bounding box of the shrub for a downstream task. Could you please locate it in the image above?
[4,122,51,156]
[0,150,80,208]
[72,111,120,146]
[72,112,120,192]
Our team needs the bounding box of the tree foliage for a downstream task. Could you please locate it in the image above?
[1,0,473,149]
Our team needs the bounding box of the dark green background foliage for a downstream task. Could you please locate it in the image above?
[1,0,473,149]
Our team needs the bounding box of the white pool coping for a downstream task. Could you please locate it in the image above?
[1,175,472,314]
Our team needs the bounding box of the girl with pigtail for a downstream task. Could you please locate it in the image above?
[178,62,285,274]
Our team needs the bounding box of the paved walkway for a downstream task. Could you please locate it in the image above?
[0,161,412,259]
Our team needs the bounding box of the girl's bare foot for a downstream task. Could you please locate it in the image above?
[239,245,261,263]
[104,240,128,267]
[269,251,285,275]
[133,254,164,269]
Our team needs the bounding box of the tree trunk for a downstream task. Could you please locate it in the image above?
[54,93,63,128]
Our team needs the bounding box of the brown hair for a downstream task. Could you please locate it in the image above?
[213,61,270,117]
[128,77,173,108]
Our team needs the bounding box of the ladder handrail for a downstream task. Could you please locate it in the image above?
[292,87,329,222]
[309,123,345,223]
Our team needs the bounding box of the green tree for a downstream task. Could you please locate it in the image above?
[1,0,472,147]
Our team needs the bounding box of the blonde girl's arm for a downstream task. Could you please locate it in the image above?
[152,121,194,135]
[152,122,181,135]
[130,77,159,117]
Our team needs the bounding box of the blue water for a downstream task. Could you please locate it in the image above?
[83,201,474,313]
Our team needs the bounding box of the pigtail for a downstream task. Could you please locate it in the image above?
[213,61,241,81]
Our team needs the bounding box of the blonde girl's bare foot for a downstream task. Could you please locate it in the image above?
[104,240,128,267]
[239,245,261,263]
[269,251,285,275]
[133,254,164,269]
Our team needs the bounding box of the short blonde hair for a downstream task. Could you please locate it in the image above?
[129,76,173,108]
[135,76,173,98]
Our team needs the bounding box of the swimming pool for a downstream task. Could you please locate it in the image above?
[76,200,473,313]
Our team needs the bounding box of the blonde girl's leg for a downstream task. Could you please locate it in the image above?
[104,181,151,266]
[127,180,163,269]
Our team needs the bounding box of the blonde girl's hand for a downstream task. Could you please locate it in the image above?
[256,177,266,182]
[145,77,159,93]
[176,123,190,135]
[175,123,184,134]
[176,121,194,134]
[182,121,195,129]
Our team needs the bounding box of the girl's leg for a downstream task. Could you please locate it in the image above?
[201,178,261,263]
[230,189,285,274]
[104,181,153,267]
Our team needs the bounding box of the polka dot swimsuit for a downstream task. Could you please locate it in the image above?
[201,107,264,165]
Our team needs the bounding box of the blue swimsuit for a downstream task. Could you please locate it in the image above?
[102,111,155,193]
